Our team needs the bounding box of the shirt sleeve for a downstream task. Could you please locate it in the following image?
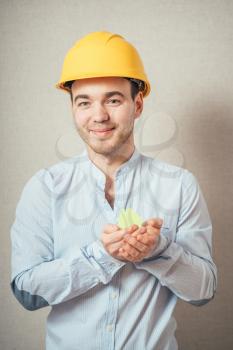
[133,170,217,306]
[10,169,125,311]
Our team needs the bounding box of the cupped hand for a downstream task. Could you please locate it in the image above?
[119,218,163,262]
[100,224,142,261]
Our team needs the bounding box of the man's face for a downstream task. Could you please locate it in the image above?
[71,77,143,157]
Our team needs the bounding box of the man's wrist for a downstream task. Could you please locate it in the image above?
[95,240,126,267]
[143,234,169,260]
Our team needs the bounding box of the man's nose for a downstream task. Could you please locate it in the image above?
[93,103,110,122]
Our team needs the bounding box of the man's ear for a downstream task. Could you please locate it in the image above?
[134,91,144,119]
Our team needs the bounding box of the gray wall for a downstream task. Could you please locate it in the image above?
[1,0,233,349]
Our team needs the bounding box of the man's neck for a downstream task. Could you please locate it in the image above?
[86,144,135,180]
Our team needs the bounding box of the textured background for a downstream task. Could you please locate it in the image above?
[1,0,233,349]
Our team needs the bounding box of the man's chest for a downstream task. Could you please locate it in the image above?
[52,186,180,261]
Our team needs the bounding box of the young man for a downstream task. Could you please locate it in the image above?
[10,31,217,350]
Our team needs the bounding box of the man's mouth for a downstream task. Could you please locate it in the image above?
[89,127,115,135]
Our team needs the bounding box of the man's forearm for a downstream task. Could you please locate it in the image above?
[133,238,217,305]
[11,240,125,310]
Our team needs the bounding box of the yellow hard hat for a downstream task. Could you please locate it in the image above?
[56,31,151,97]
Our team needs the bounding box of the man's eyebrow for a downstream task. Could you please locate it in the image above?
[105,91,125,98]
[73,94,90,104]
[73,91,125,104]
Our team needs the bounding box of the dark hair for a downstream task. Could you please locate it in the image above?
[63,77,144,102]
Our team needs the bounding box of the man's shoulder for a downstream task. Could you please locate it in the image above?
[141,153,196,186]
[44,153,84,177]
[141,153,184,176]
[23,153,86,193]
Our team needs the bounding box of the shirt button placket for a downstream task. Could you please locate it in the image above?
[104,284,119,350]
[106,324,113,332]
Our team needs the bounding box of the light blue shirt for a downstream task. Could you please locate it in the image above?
[10,148,217,350]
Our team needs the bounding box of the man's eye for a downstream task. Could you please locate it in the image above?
[78,101,89,107]
[107,99,121,105]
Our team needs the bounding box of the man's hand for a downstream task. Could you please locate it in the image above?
[119,218,163,262]
[100,218,163,263]
[100,224,142,261]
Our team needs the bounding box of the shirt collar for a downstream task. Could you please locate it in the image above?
[81,147,141,187]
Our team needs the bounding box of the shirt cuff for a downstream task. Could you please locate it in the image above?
[93,240,126,267]
[80,240,126,284]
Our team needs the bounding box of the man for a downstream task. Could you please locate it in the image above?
[10,31,217,350]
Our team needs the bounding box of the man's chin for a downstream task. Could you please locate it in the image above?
[89,145,117,156]
[86,141,122,157]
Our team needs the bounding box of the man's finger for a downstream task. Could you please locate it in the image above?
[142,218,163,228]
[131,225,159,239]
[106,241,124,255]
[137,234,157,246]
[131,226,147,237]
[123,235,148,252]
[126,224,139,234]
[103,223,138,234]
[118,248,133,261]
[119,247,145,262]
[103,229,127,244]
[146,226,160,236]
[103,224,119,234]
[120,242,142,258]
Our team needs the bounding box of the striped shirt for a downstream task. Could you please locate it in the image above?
[10,147,217,350]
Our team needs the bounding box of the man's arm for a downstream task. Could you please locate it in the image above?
[10,169,125,311]
[121,171,217,305]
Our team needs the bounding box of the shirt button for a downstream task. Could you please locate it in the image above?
[107,324,113,332]
[111,293,117,299]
